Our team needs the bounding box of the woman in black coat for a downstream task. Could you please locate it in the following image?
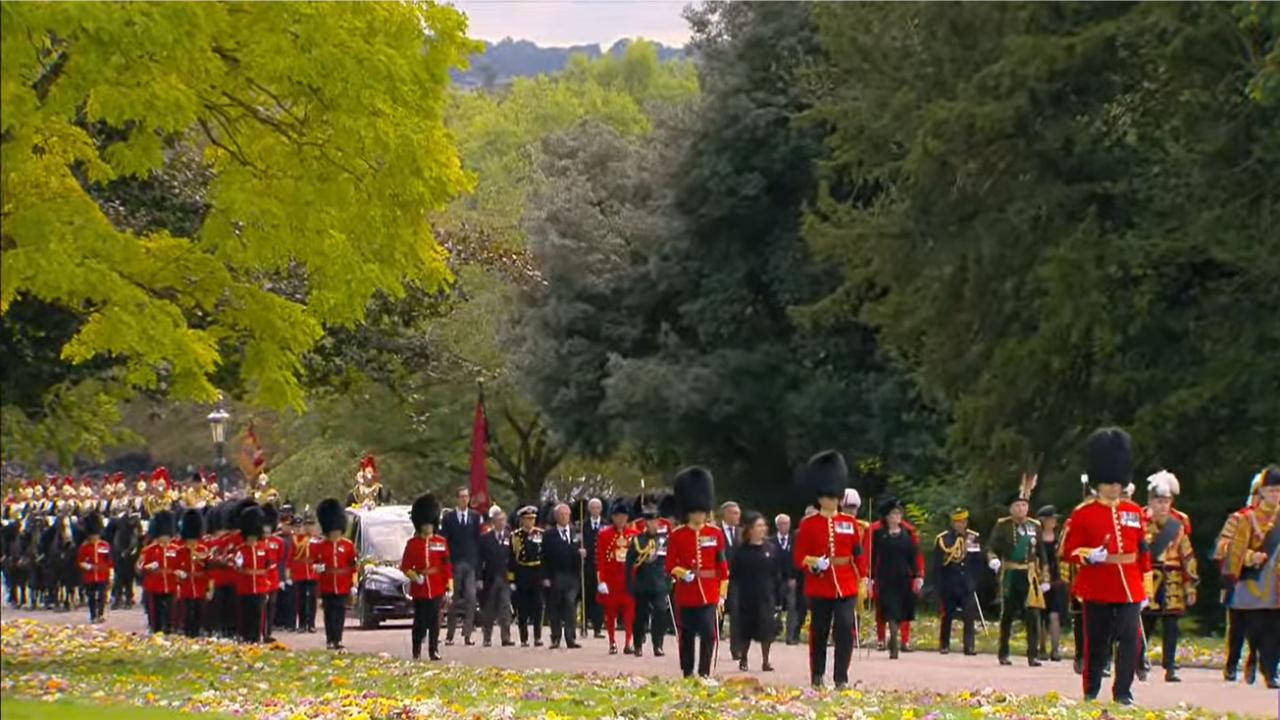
[728,511,784,672]
[871,497,921,659]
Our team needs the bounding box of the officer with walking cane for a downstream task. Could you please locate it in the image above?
[933,507,983,655]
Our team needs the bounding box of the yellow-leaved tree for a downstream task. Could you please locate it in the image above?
[0,2,477,438]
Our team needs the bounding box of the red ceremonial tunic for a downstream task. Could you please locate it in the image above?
[315,537,357,595]
[140,540,179,595]
[1061,497,1152,604]
[629,517,673,535]
[289,533,320,582]
[264,534,285,588]
[211,532,241,588]
[794,511,868,599]
[596,524,637,595]
[399,534,452,599]
[77,539,113,584]
[174,541,209,600]
[664,523,727,608]
[234,541,278,596]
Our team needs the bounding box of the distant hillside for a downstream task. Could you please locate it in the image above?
[452,38,688,88]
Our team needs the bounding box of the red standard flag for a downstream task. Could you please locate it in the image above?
[238,422,266,478]
[468,385,491,514]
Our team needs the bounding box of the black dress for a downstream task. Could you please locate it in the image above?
[872,527,919,622]
[728,541,782,643]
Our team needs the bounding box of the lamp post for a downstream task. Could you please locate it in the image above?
[206,404,230,495]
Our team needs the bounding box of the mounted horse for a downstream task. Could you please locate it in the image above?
[106,512,143,609]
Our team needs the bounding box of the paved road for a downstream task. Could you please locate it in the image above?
[4,608,1274,716]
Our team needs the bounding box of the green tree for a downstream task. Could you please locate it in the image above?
[1,2,476,417]
[511,2,941,510]
[806,2,1279,583]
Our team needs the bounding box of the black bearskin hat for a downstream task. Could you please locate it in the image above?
[240,506,265,540]
[673,466,714,516]
[205,504,222,533]
[1084,427,1132,486]
[181,509,204,540]
[803,450,849,502]
[1262,465,1280,487]
[876,495,902,518]
[150,510,175,538]
[82,511,104,536]
[609,497,632,519]
[410,494,440,532]
[635,491,659,513]
[234,497,259,522]
[657,493,677,519]
[262,503,279,532]
[316,498,346,535]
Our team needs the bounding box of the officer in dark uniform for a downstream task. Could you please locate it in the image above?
[509,505,545,647]
[933,507,982,655]
[626,507,671,657]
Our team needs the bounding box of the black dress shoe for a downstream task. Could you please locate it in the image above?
[1244,660,1257,685]
[998,657,1012,666]
[811,676,824,690]
[1164,669,1180,683]
[566,642,581,649]
[464,638,475,646]
[1113,695,1134,706]
[738,659,748,671]
[834,681,849,691]
[609,644,618,655]
[901,643,913,653]
[429,651,442,661]
[1265,675,1279,690]
[501,640,516,647]
[633,647,643,658]
[1224,667,1239,682]
[593,631,605,639]
[534,640,544,647]
[653,647,665,657]
[762,662,774,672]
[550,641,561,649]
[445,639,455,647]
[1028,658,1042,667]
[940,647,950,655]
[483,639,492,647]
[623,644,633,655]
[520,641,530,648]
[964,649,978,656]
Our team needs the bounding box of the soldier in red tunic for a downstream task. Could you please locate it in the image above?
[174,509,208,638]
[1061,427,1152,704]
[234,506,277,643]
[315,498,356,650]
[138,510,178,634]
[793,450,868,689]
[76,511,112,624]
[664,467,727,678]
[597,498,638,654]
[401,494,453,660]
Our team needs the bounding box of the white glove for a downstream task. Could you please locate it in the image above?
[175,570,189,580]
[866,580,875,594]
[284,579,292,586]
[597,582,609,595]
[313,563,325,573]
[509,583,517,592]
[815,556,831,572]
[1139,598,1149,610]
[278,581,286,590]
[80,562,91,571]
[349,586,358,597]
[444,590,453,602]
[681,571,696,583]
[1086,546,1108,565]
[412,574,425,584]
[1039,582,1051,593]
[913,578,924,593]
[988,558,1001,572]
[233,555,244,568]
[146,561,160,571]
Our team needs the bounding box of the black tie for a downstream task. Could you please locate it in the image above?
[460,510,466,526]
[562,528,569,543]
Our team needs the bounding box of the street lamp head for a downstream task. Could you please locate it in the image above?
[206,408,230,444]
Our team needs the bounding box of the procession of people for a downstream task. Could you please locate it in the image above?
[2,435,1278,701]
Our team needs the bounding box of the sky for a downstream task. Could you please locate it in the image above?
[450,1,693,47]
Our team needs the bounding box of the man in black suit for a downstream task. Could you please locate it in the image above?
[772,513,804,644]
[543,503,585,649]
[580,497,605,638]
[477,507,515,647]
[440,487,482,646]
[719,501,742,657]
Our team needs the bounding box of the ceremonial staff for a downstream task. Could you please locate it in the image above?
[578,496,586,636]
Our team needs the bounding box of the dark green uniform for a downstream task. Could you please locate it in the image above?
[626,532,671,655]
[987,516,1046,665]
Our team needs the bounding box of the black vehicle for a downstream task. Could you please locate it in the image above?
[346,505,415,629]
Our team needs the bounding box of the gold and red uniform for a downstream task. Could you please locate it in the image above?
[797,511,868,599]
[77,539,113,585]
[1061,498,1152,604]
[140,540,178,595]
[665,523,728,608]
[316,537,357,596]
[401,534,453,599]
[234,541,278,596]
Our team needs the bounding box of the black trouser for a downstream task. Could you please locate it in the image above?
[1141,614,1179,671]
[998,604,1040,661]
[1072,608,1085,662]
[585,567,603,633]
[276,583,295,629]
[412,596,444,658]
[214,584,238,638]
[1243,608,1280,682]
[84,581,106,622]
[183,597,203,638]
[321,593,347,647]
[240,592,265,643]
[809,595,855,684]
[678,604,716,677]
[782,583,805,643]
[632,591,668,651]
[514,583,543,643]
[263,589,278,638]
[1082,601,1140,700]
[295,580,318,631]
[148,592,173,634]
[940,594,977,652]
[547,580,579,645]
